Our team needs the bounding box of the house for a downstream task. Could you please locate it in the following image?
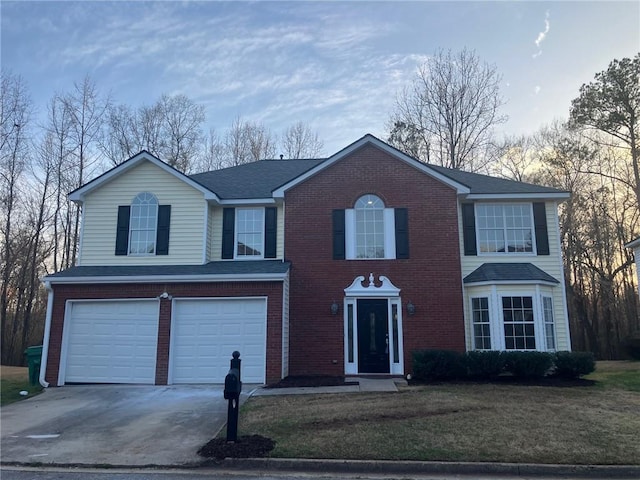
[40,134,571,387]
[625,237,640,299]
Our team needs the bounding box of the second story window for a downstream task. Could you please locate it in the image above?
[129,192,159,255]
[236,208,264,258]
[476,204,534,254]
[355,195,385,259]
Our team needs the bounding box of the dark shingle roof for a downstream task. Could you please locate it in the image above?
[426,165,567,195]
[46,260,290,280]
[190,159,325,199]
[463,263,559,284]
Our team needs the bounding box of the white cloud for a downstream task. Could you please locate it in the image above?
[532,10,550,58]
[534,85,541,95]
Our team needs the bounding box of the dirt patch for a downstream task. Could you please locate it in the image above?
[1,366,28,381]
[198,434,275,459]
[265,375,358,389]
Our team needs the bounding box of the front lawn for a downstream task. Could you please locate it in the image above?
[238,361,640,465]
[0,366,43,405]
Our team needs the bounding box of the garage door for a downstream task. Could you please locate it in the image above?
[64,300,159,384]
[170,298,267,384]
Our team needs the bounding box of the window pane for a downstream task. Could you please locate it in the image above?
[472,296,491,350]
[236,208,263,257]
[355,195,385,258]
[476,204,533,255]
[347,304,354,363]
[128,192,158,255]
[502,296,536,350]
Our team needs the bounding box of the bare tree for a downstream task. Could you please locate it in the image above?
[569,53,640,208]
[281,122,324,159]
[221,117,276,167]
[0,71,32,363]
[158,94,205,171]
[388,48,506,171]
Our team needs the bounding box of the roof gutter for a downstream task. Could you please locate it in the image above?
[39,281,53,388]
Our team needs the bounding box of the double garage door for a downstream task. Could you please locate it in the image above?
[63,298,267,385]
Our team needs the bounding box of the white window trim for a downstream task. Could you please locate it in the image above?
[345,208,396,260]
[234,207,265,260]
[476,202,537,257]
[468,286,557,352]
[128,192,158,257]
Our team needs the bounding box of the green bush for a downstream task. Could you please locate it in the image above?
[504,351,554,379]
[465,351,506,379]
[552,351,595,378]
[412,349,466,381]
[624,332,640,360]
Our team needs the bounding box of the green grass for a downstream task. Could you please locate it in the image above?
[1,378,44,405]
[239,361,640,465]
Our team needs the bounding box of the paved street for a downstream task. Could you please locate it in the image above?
[0,466,619,480]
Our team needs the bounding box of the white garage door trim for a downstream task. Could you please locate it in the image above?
[169,297,267,384]
[58,299,160,385]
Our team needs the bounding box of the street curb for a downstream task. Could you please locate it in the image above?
[214,458,640,478]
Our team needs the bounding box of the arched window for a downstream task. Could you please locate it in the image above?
[355,194,385,259]
[129,192,158,254]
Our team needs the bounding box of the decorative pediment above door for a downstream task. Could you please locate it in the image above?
[344,273,401,297]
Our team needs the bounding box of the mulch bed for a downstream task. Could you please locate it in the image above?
[409,376,596,387]
[198,434,275,459]
[265,375,359,389]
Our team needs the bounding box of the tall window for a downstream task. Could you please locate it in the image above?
[236,208,264,257]
[502,296,536,350]
[355,195,385,259]
[129,192,158,254]
[476,204,533,253]
[543,296,556,350]
[472,297,491,350]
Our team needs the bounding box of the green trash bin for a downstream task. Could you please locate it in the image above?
[24,345,43,386]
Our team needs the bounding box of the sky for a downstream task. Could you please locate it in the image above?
[1,0,639,156]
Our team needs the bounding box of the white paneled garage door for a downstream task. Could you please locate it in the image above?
[63,300,159,384]
[170,298,267,384]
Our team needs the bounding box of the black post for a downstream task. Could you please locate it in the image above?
[224,351,242,442]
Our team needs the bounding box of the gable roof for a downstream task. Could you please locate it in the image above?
[68,150,220,203]
[272,134,471,198]
[190,158,324,200]
[463,263,560,285]
[625,236,640,249]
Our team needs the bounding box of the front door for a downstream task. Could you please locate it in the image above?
[357,299,389,373]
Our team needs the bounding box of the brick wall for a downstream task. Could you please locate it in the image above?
[46,281,284,386]
[285,144,465,376]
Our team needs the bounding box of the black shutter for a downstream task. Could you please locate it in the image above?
[462,203,477,256]
[533,202,550,255]
[264,207,277,258]
[394,208,409,259]
[155,205,171,255]
[115,206,130,256]
[332,209,345,260]
[222,208,235,259]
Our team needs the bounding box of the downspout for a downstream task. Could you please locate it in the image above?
[39,280,53,387]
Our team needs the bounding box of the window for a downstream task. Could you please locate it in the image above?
[355,195,385,259]
[543,296,556,350]
[236,208,264,258]
[129,192,158,255]
[334,196,407,260]
[476,204,534,254]
[502,296,536,350]
[472,297,491,350]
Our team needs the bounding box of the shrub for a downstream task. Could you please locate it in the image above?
[412,349,465,381]
[465,351,506,379]
[624,332,640,360]
[553,351,596,378]
[504,351,554,379]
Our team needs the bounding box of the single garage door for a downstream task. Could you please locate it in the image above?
[64,300,159,384]
[170,298,267,384]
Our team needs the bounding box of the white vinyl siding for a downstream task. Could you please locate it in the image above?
[459,200,570,351]
[209,203,284,261]
[79,161,206,265]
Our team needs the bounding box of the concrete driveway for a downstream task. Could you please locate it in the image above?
[1,384,255,466]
